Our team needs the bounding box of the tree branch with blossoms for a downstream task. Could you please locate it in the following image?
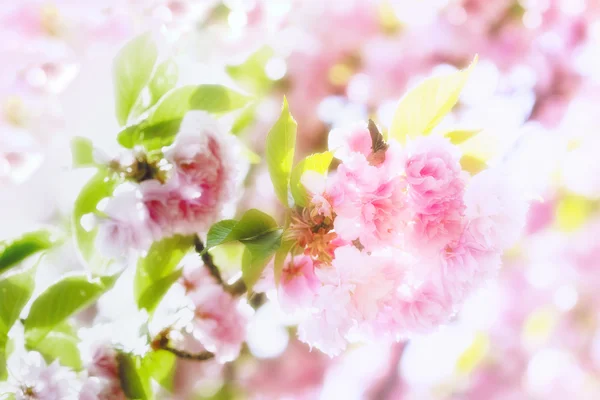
[0,27,532,400]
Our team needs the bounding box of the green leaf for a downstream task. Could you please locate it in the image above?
[205,209,278,250]
[149,59,179,105]
[205,210,281,292]
[71,137,96,168]
[143,350,176,392]
[290,151,333,207]
[460,155,487,175]
[241,229,282,290]
[149,85,197,126]
[266,98,297,207]
[134,236,193,313]
[389,56,477,143]
[113,32,158,126]
[231,104,257,135]
[72,169,119,271]
[189,85,251,114]
[0,266,36,379]
[0,230,54,274]
[28,321,82,370]
[24,274,118,344]
[117,351,152,400]
[444,129,482,145]
[117,118,183,151]
[242,146,261,164]
[226,46,275,95]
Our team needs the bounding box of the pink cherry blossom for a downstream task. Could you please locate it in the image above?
[141,111,245,239]
[464,169,529,250]
[95,190,154,259]
[181,258,248,363]
[298,246,405,356]
[3,351,82,400]
[188,284,248,363]
[326,145,408,251]
[404,136,466,214]
[403,136,467,251]
[327,123,373,162]
[278,254,320,311]
[80,342,126,400]
[440,225,502,303]
[392,281,454,335]
[79,377,126,400]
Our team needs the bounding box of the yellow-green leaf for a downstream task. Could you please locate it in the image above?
[266,98,297,207]
[149,59,179,105]
[444,129,482,145]
[290,152,333,207]
[460,155,487,175]
[113,33,158,126]
[0,266,36,379]
[389,56,477,142]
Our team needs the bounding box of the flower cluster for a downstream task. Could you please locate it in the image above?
[95,111,245,260]
[178,259,248,363]
[279,122,528,356]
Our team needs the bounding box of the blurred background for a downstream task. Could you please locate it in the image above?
[2,0,600,398]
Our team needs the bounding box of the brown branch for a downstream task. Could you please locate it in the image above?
[194,235,223,284]
[226,278,247,296]
[151,329,215,362]
[160,346,215,361]
[194,235,248,297]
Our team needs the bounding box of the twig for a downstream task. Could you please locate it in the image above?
[151,329,215,362]
[194,235,223,284]
[160,346,215,361]
[226,278,247,296]
[194,235,248,296]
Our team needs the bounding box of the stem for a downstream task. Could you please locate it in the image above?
[226,278,247,296]
[194,235,223,284]
[151,329,215,362]
[160,346,215,361]
[194,235,248,296]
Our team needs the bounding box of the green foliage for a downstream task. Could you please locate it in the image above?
[206,209,278,250]
[389,57,477,143]
[0,266,36,379]
[189,85,251,113]
[113,33,158,126]
[460,154,487,175]
[143,350,176,392]
[117,351,153,400]
[72,169,119,272]
[149,85,197,126]
[226,46,275,95]
[118,84,251,151]
[241,229,282,289]
[24,274,118,345]
[266,98,297,207]
[29,321,82,370]
[0,230,54,274]
[444,129,482,145]
[117,118,183,151]
[134,236,194,313]
[231,103,257,136]
[290,151,333,207]
[71,137,96,168]
[149,59,179,105]
[205,210,282,291]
